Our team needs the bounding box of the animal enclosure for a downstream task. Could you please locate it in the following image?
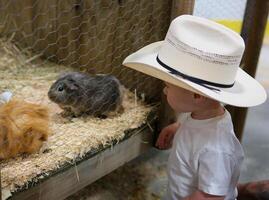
[0,0,172,199]
[0,0,173,101]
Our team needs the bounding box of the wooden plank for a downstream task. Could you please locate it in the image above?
[0,0,9,35]
[10,128,154,200]
[31,0,57,59]
[111,0,164,102]
[14,0,34,48]
[171,0,195,19]
[0,165,1,200]
[77,0,119,73]
[55,0,80,66]
[113,0,170,101]
[0,0,33,47]
[227,0,269,140]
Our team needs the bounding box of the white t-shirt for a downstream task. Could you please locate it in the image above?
[167,110,244,200]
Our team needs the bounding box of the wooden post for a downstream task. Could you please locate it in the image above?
[0,166,2,200]
[157,0,195,138]
[227,0,269,140]
[171,0,195,19]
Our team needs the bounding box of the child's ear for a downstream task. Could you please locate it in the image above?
[194,93,202,99]
[193,93,206,103]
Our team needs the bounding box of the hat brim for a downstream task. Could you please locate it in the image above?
[123,41,267,107]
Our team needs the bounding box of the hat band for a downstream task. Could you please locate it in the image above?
[166,30,242,66]
[156,56,234,92]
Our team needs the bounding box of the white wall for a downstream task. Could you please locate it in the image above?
[193,0,247,20]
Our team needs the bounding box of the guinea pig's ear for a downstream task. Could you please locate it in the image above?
[57,72,73,79]
[66,82,79,91]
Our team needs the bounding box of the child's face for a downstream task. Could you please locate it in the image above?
[163,82,198,113]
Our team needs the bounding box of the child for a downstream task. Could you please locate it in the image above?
[123,15,267,199]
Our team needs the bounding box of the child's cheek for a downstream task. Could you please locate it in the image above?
[167,94,190,113]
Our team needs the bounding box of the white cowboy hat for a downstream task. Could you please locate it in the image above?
[123,15,267,107]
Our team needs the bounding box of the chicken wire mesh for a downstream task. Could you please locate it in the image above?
[193,0,247,33]
[0,0,172,196]
[0,0,172,102]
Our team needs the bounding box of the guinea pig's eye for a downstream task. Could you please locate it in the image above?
[39,135,47,141]
[58,85,64,92]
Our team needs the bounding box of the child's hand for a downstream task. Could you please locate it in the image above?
[156,122,180,149]
[183,190,225,200]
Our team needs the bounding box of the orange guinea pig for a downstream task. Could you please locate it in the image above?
[0,99,50,159]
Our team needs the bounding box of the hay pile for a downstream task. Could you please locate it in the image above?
[0,37,154,197]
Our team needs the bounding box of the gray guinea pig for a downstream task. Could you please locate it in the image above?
[48,72,124,117]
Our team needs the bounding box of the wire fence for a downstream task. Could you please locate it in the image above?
[0,0,172,196]
[0,0,172,102]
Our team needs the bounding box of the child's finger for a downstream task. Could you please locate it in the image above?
[163,135,168,148]
[163,132,175,149]
[156,132,167,149]
[163,133,171,149]
[156,133,165,148]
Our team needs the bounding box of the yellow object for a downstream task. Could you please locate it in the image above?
[216,20,243,33]
[216,20,269,44]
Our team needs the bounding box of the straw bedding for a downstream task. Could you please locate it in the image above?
[0,37,155,197]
